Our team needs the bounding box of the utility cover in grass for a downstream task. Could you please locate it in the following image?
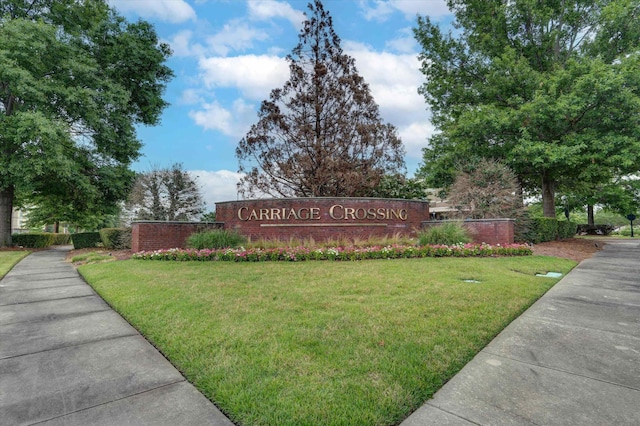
[536,272,563,278]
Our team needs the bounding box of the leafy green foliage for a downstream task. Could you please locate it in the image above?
[613,226,634,237]
[418,222,471,246]
[11,233,55,248]
[99,228,131,250]
[414,0,640,217]
[186,229,247,250]
[237,0,404,197]
[370,174,426,199]
[0,0,173,246]
[516,217,576,243]
[51,233,72,245]
[72,232,102,249]
[558,221,578,239]
[200,211,217,222]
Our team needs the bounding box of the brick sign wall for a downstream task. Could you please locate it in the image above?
[131,221,223,252]
[215,198,430,241]
[421,219,515,245]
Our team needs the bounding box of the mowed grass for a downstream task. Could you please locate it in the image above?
[0,251,29,278]
[79,256,575,426]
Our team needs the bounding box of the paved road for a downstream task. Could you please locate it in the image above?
[403,239,640,425]
[0,246,233,426]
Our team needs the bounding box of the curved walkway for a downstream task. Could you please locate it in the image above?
[0,246,233,426]
[403,239,640,425]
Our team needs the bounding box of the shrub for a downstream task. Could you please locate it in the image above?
[51,233,72,245]
[557,221,577,239]
[100,228,131,249]
[72,232,102,249]
[12,233,55,248]
[515,216,576,243]
[418,222,471,246]
[187,229,247,250]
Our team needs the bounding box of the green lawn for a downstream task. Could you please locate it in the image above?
[0,251,29,278]
[80,256,575,426]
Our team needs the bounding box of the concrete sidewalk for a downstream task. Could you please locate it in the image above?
[0,246,234,426]
[403,239,640,425]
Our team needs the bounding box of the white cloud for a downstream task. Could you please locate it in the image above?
[398,121,435,161]
[189,169,244,208]
[385,27,419,53]
[189,98,256,137]
[390,0,451,17]
[179,88,203,105]
[168,30,206,57]
[107,0,196,23]
[359,0,394,21]
[359,0,450,21]
[344,41,425,125]
[189,101,233,134]
[247,0,305,28]
[206,20,270,56]
[341,40,433,165]
[197,55,289,99]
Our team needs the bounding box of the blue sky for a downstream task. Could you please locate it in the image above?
[106,0,453,210]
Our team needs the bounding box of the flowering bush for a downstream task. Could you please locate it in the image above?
[132,243,532,262]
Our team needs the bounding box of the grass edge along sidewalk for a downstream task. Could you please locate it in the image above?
[79,254,575,426]
[0,251,29,278]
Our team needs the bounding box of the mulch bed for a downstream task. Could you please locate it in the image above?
[531,237,606,262]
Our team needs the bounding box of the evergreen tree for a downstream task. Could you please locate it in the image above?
[236,0,405,198]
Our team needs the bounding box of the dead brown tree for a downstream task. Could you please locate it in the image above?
[236,0,404,198]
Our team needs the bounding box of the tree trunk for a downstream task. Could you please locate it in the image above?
[542,174,556,218]
[0,186,15,247]
[587,205,595,226]
[54,221,60,234]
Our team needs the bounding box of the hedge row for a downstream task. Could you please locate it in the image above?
[99,228,131,250]
[12,233,56,248]
[71,232,103,249]
[12,229,131,250]
[515,217,576,244]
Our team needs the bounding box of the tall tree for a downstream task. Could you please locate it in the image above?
[0,0,173,246]
[236,0,405,198]
[414,0,640,217]
[126,163,205,222]
[370,174,426,200]
[448,158,525,220]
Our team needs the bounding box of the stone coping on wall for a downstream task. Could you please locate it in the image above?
[131,221,223,225]
[421,218,515,223]
[215,197,430,205]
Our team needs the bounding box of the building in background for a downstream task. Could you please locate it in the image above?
[11,208,29,234]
